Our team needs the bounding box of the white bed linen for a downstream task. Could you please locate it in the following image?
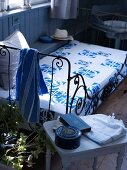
[0,40,127,115]
[39,40,127,114]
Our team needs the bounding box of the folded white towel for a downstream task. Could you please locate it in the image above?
[80,114,127,145]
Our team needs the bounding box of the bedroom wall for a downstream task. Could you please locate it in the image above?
[0,3,85,47]
[0,6,60,44]
[0,0,126,47]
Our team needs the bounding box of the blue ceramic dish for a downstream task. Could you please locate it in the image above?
[39,35,54,43]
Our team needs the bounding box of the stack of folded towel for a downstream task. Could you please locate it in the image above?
[80,113,127,145]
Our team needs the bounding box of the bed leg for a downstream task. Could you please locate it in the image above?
[116,147,125,170]
[45,148,51,170]
[92,157,98,170]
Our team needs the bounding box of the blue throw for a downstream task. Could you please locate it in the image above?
[16,48,48,123]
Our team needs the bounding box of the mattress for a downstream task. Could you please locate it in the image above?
[0,40,127,116]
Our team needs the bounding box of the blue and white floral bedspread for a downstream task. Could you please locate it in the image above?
[39,40,127,115]
[1,40,127,116]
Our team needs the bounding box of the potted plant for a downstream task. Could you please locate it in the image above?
[0,103,55,170]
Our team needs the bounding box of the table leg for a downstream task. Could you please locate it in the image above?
[115,37,121,49]
[45,148,51,170]
[92,157,98,170]
[61,158,70,170]
[116,146,125,170]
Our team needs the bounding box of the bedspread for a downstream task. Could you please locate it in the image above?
[39,40,127,115]
[0,40,127,117]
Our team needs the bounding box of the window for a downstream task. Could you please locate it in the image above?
[8,0,24,9]
[7,0,49,10]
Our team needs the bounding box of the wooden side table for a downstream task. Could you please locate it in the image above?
[43,120,127,170]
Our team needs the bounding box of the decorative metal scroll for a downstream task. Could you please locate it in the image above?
[69,74,101,116]
[49,55,71,114]
[69,73,92,115]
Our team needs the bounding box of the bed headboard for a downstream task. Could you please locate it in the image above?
[0,44,89,118]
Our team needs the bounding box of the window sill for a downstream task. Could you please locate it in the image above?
[0,2,50,18]
[31,40,69,56]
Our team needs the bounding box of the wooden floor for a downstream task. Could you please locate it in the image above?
[50,78,127,170]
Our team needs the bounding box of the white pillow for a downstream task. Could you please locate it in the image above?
[0,30,29,90]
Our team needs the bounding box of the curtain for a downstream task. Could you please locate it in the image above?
[51,0,79,19]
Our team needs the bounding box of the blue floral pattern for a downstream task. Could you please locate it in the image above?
[34,40,126,114]
[3,40,126,117]
[101,59,122,71]
[64,42,77,49]
[40,64,56,74]
[87,83,101,95]
[73,67,100,78]
[39,40,126,115]
[51,50,70,57]
[78,50,97,58]
[78,50,111,58]
[75,60,92,67]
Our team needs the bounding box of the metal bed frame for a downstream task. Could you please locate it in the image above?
[0,43,127,123]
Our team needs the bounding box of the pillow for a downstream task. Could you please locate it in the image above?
[0,30,29,90]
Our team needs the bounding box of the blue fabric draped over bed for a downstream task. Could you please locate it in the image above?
[16,48,48,123]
